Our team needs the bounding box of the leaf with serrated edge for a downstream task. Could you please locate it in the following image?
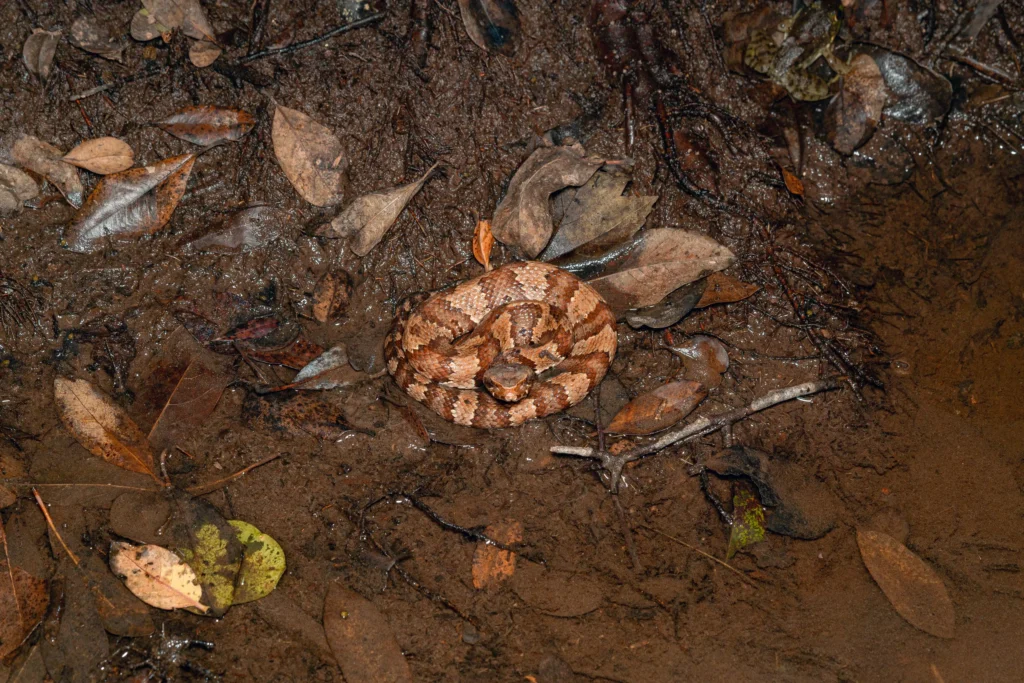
[109,541,208,612]
[53,378,158,480]
[63,137,135,175]
[272,105,347,207]
[326,163,438,256]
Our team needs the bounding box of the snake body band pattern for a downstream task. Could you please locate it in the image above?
[385,262,618,428]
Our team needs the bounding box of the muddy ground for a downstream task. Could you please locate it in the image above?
[1,0,1023,681]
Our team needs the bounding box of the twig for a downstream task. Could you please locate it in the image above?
[639,525,757,587]
[70,64,172,101]
[551,378,841,492]
[0,517,25,629]
[187,453,281,495]
[31,489,80,566]
[238,13,386,64]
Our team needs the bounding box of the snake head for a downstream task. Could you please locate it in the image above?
[482,363,534,403]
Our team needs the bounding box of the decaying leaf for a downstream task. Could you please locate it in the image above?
[272,105,348,207]
[860,46,952,124]
[492,144,603,258]
[0,163,40,215]
[625,280,705,329]
[472,520,522,589]
[64,153,195,253]
[130,8,173,41]
[53,377,158,479]
[472,219,495,271]
[267,345,367,392]
[23,29,61,81]
[12,135,84,207]
[457,0,521,56]
[244,391,358,441]
[245,336,324,370]
[156,106,255,147]
[540,170,658,261]
[63,137,135,175]
[312,271,353,323]
[606,380,707,435]
[0,563,49,659]
[694,272,760,308]
[229,520,286,604]
[825,54,888,155]
[108,541,208,612]
[323,163,439,256]
[323,580,413,683]
[586,228,736,314]
[170,494,244,617]
[142,0,216,41]
[189,39,221,67]
[856,529,955,638]
[69,15,125,62]
[186,205,287,253]
[147,353,233,454]
[727,484,766,559]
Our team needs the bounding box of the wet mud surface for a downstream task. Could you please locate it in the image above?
[1,0,1023,681]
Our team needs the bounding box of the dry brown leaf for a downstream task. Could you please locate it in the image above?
[312,271,353,323]
[856,529,955,639]
[109,541,208,612]
[587,228,736,314]
[245,337,324,370]
[0,163,40,214]
[69,15,125,62]
[272,105,348,207]
[0,563,49,659]
[781,168,804,196]
[472,219,495,271]
[323,580,413,683]
[694,272,760,309]
[457,0,521,56]
[492,144,603,258]
[540,170,658,261]
[64,153,195,253]
[324,163,439,256]
[157,106,255,147]
[23,29,61,81]
[130,8,173,41]
[12,135,84,207]
[63,137,135,175]
[53,377,158,480]
[825,54,888,155]
[188,39,221,67]
[472,520,522,589]
[186,205,287,253]
[147,353,233,454]
[266,346,367,392]
[82,554,155,637]
[606,380,707,435]
[142,0,216,41]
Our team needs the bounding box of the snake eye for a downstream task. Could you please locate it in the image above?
[482,363,534,402]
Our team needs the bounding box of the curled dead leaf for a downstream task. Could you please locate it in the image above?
[63,137,135,175]
[472,219,495,271]
[492,144,604,258]
[457,0,521,56]
[12,135,84,208]
[781,168,804,196]
[606,380,707,435]
[826,54,888,155]
[109,541,208,612]
[23,29,62,81]
[0,163,40,215]
[322,163,439,256]
[856,529,955,638]
[272,105,348,207]
[64,153,195,253]
[53,377,158,480]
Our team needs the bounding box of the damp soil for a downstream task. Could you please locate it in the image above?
[1,1,1023,682]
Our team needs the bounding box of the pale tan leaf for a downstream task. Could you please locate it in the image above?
[130,8,172,41]
[109,541,208,612]
[188,39,221,67]
[0,164,39,214]
[272,105,348,207]
[606,380,707,435]
[856,529,955,639]
[491,144,603,258]
[472,219,494,271]
[826,54,888,155]
[53,377,157,478]
[23,29,61,81]
[63,137,135,175]
[69,15,125,62]
[587,228,735,313]
[325,163,438,256]
[323,580,413,683]
[142,0,216,41]
[472,521,522,589]
[12,135,84,207]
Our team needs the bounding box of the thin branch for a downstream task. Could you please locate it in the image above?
[187,453,281,495]
[31,489,80,566]
[238,13,386,64]
[639,525,757,587]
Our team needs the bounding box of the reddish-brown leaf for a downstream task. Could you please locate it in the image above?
[64,154,195,253]
[0,563,49,659]
[245,337,324,370]
[472,521,522,589]
[156,106,255,147]
[147,354,234,454]
[323,580,413,683]
[312,272,353,323]
[215,317,279,343]
[695,272,760,308]
[825,54,888,155]
[472,219,495,271]
[781,168,804,196]
[606,380,707,435]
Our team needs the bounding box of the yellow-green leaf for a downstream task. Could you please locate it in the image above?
[727,486,766,560]
[229,520,286,604]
